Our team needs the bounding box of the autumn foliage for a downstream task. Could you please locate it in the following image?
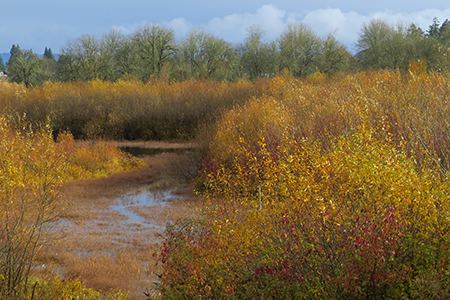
[4,67,450,298]
[0,78,267,140]
[158,69,450,299]
[0,114,144,299]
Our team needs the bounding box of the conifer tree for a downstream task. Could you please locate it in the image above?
[7,46,42,87]
[0,56,5,72]
[43,47,55,60]
[8,44,22,66]
[427,17,440,38]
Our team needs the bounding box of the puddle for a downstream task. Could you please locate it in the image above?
[112,190,177,225]
[56,189,178,234]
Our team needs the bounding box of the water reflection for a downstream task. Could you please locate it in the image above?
[112,190,176,225]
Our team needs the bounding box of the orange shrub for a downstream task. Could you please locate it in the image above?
[54,133,147,180]
[0,78,269,141]
[159,70,450,299]
[0,114,144,298]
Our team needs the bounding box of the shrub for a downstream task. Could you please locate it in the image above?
[25,275,128,300]
[0,115,69,297]
[0,115,145,298]
[0,78,269,141]
[159,70,450,298]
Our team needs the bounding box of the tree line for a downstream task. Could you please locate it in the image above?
[3,17,450,86]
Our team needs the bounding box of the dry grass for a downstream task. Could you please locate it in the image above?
[36,148,201,299]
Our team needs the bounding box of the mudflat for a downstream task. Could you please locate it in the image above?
[38,149,201,299]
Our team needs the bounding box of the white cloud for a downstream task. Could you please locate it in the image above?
[111,21,149,36]
[162,18,193,40]
[111,25,133,35]
[206,4,287,43]
[302,9,367,51]
[368,8,450,29]
[2,1,450,54]
[117,6,450,53]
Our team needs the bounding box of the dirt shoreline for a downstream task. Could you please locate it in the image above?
[38,147,201,299]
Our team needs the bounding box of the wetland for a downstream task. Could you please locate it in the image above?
[37,142,201,299]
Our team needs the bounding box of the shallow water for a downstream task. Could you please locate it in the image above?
[56,189,179,237]
[43,147,197,298]
[120,146,194,157]
[112,189,176,225]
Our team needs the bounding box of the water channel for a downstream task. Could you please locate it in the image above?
[58,145,196,237]
[46,145,198,298]
[119,146,195,157]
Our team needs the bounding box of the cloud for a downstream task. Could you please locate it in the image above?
[302,9,367,51]
[111,21,150,36]
[108,6,450,53]
[193,6,450,52]
[206,4,287,43]
[368,8,450,28]
[303,8,450,50]
[155,4,289,43]
[162,5,366,48]
[37,5,450,55]
[162,18,194,40]
[2,1,450,54]
[110,18,193,41]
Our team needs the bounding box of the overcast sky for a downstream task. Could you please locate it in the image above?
[1,0,450,54]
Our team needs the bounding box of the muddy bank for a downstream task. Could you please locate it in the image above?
[38,150,201,299]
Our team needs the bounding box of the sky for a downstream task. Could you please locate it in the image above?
[1,0,450,55]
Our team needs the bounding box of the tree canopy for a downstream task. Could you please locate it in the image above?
[3,17,450,85]
[7,46,43,87]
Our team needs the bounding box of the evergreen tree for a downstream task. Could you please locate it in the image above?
[7,47,42,87]
[407,23,425,37]
[8,44,22,66]
[427,17,440,38]
[439,19,450,42]
[0,56,5,72]
[43,47,55,60]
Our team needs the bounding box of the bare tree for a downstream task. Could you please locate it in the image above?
[131,24,176,80]
[180,29,239,80]
[58,35,102,81]
[239,25,274,79]
[278,22,322,77]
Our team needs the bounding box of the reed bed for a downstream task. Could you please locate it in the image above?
[0,78,268,141]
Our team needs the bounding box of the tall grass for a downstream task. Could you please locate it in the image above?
[0,78,268,141]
